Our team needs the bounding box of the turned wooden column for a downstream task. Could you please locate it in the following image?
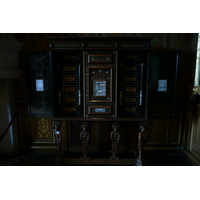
[80,122,90,159]
[53,121,62,160]
[110,123,120,160]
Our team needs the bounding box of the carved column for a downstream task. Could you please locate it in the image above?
[110,123,120,160]
[80,123,90,159]
[136,122,146,166]
[53,121,62,160]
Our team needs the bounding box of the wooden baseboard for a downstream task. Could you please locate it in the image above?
[143,146,182,154]
[19,146,57,153]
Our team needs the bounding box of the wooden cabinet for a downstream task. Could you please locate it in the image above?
[26,37,179,164]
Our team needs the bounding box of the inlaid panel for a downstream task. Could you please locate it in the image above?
[88,105,112,115]
[123,64,140,73]
[59,52,81,62]
[62,74,77,83]
[123,97,138,104]
[122,53,145,62]
[27,52,54,117]
[87,53,113,64]
[64,106,78,113]
[123,106,138,114]
[88,66,112,102]
[63,85,77,94]
[123,75,139,83]
[63,96,77,104]
[124,86,138,93]
[62,65,77,73]
[146,118,168,144]
[124,54,140,61]
[35,117,53,140]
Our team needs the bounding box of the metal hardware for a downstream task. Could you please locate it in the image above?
[139,63,145,105]
[78,90,81,105]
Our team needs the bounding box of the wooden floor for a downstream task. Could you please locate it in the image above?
[0,152,193,166]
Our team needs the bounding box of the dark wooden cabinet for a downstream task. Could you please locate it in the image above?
[148,51,179,117]
[26,37,179,164]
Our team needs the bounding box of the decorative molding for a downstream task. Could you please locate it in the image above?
[53,43,83,48]
[88,43,114,48]
[53,117,148,122]
[47,37,152,50]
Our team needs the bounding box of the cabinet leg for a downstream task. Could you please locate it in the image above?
[53,121,62,160]
[80,122,90,160]
[110,123,120,160]
[136,122,146,166]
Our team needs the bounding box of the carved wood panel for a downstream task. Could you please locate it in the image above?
[34,117,53,141]
[144,108,182,147]
[17,100,56,149]
[147,118,168,144]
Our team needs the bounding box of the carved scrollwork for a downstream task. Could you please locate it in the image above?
[80,123,90,159]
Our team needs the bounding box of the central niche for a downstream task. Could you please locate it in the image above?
[84,51,117,118]
[88,67,112,102]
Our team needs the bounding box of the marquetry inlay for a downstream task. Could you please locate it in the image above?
[148,118,166,140]
[36,117,52,139]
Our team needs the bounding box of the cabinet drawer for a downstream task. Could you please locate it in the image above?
[87,53,113,64]
[123,105,138,114]
[123,75,139,83]
[88,105,112,115]
[123,96,138,104]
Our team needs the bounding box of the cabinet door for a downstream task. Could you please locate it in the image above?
[52,51,83,117]
[27,52,54,117]
[118,51,148,117]
[148,51,179,117]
